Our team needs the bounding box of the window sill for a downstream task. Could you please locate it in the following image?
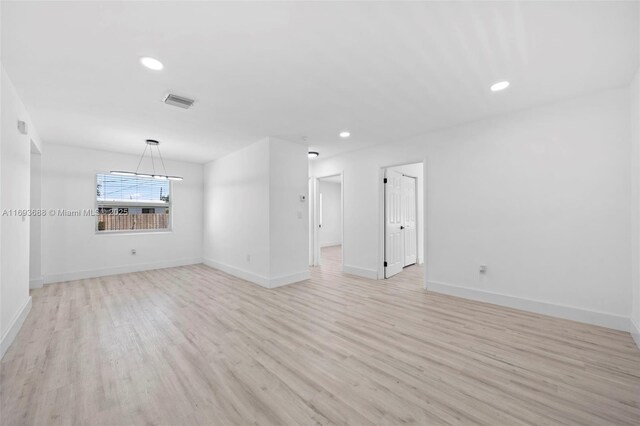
[95,230,173,236]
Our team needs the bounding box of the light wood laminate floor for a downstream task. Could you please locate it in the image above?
[2,245,639,425]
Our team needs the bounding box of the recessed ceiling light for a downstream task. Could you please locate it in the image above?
[308,151,319,159]
[140,57,164,71]
[490,81,510,92]
[339,131,351,138]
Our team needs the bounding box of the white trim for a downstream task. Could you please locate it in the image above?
[203,258,269,287]
[631,317,640,351]
[44,257,202,284]
[29,277,43,289]
[1,296,32,360]
[95,230,173,236]
[427,280,629,331]
[343,264,378,280]
[417,256,424,265]
[203,259,309,289]
[312,177,319,266]
[308,177,314,266]
[269,270,310,288]
[320,241,342,248]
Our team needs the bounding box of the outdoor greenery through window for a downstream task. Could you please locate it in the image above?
[96,174,170,232]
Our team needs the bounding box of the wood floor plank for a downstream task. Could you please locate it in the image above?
[1,245,639,425]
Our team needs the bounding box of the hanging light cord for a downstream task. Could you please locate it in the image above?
[117,140,180,180]
[134,143,158,176]
[134,143,149,174]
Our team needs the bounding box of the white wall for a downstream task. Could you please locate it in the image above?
[318,180,342,247]
[388,162,424,264]
[631,67,640,346]
[203,138,271,281]
[203,137,309,288]
[268,138,309,283]
[311,87,632,331]
[29,148,42,288]
[41,144,203,283]
[1,66,42,357]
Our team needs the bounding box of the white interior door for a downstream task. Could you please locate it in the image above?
[402,175,417,266]
[385,170,404,278]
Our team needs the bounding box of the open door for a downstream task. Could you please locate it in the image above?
[403,175,417,266]
[385,169,404,278]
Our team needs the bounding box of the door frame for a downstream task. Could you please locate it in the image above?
[378,159,427,285]
[383,168,404,278]
[401,174,418,268]
[308,177,315,266]
[310,172,344,267]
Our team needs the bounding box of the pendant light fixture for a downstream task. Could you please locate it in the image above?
[111,139,183,181]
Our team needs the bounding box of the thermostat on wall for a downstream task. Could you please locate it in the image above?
[17,120,28,135]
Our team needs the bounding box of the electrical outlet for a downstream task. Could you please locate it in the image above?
[131,249,137,255]
[479,264,487,274]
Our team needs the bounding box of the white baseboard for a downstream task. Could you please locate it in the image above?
[1,296,32,360]
[418,256,424,265]
[631,318,640,351]
[203,258,269,287]
[269,270,310,288]
[320,242,342,248]
[203,258,310,289]
[427,280,629,332]
[343,264,378,280]
[44,257,202,284]
[30,277,43,289]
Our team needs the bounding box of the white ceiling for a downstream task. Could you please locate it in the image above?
[2,1,638,163]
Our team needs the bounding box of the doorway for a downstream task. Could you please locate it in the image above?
[382,162,424,279]
[310,173,343,270]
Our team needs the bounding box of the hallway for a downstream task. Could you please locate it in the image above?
[318,244,425,287]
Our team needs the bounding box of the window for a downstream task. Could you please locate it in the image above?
[96,174,170,232]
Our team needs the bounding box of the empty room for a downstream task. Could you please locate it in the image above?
[1,1,640,425]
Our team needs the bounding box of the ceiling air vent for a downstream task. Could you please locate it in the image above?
[163,93,195,109]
